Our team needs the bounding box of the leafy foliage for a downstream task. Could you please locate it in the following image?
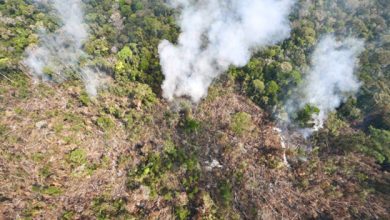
[295,104,320,127]
[0,0,389,219]
[231,112,252,135]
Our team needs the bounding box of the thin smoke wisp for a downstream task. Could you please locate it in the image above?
[24,0,100,96]
[285,35,364,136]
[159,0,295,102]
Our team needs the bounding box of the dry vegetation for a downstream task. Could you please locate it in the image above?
[0,77,388,219]
[1,0,389,219]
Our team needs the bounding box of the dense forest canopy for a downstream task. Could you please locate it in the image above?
[0,0,389,219]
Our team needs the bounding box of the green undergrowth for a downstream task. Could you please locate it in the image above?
[231,111,253,136]
[127,140,203,219]
[66,148,101,176]
[91,197,132,220]
[32,184,62,196]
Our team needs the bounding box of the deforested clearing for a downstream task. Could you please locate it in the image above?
[0,0,389,219]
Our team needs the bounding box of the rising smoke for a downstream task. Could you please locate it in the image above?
[24,0,100,96]
[284,35,364,136]
[159,0,295,102]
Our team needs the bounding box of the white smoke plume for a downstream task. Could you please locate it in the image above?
[159,0,295,102]
[285,35,364,136]
[24,0,100,96]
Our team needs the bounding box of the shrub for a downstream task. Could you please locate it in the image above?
[92,197,128,219]
[96,116,115,131]
[78,92,91,106]
[67,148,87,166]
[295,104,320,127]
[231,112,252,135]
[183,118,200,133]
[32,185,62,196]
[130,83,157,107]
[367,127,390,164]
[175,206,190,220]
[219,181,233,206]
[0,124,7,136]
